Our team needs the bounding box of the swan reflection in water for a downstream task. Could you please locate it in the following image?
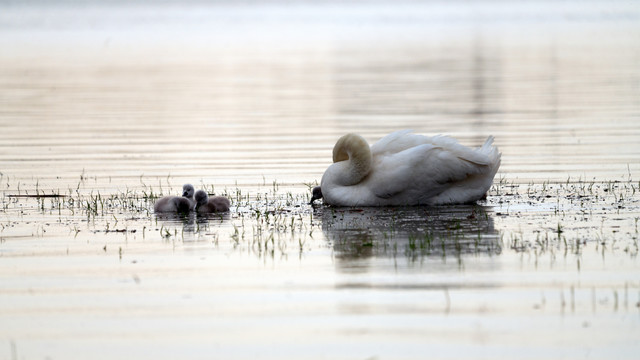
[315,204,501,261]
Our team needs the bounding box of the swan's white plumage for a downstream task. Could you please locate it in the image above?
[319,130,501,206]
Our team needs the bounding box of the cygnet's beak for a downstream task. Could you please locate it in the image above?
[182,191,188,197]
[309,186,322,205]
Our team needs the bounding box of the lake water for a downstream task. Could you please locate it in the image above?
[1,1,639,359]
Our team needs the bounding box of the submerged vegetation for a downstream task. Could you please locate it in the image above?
[1,172,639,328]
[487,176,640,259]
[0,172,639,265]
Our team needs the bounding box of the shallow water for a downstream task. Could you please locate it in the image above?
[1,1,640,359]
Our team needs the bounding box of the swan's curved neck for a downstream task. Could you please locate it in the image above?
[331,133,372,186]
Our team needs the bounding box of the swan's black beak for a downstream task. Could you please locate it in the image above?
[309,186,322,205]
[182,191,188,197]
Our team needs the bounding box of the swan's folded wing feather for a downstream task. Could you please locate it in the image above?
[430,150,490,184]
[370,129,415,156]
[371,131,490,166]
[368,143,491,199]
[368,143,437,199]
[430,135,491,166]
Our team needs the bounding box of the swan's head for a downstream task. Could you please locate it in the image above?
[194,189,209,210]
[327,133,372,187]
[309,186,323,204]
[332,133,369,163]
[182,184,195,199]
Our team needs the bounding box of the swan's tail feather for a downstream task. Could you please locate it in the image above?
[481,136,494,151]
[479,135,501,173]
[481,138,501,200]
[430,136,501,205]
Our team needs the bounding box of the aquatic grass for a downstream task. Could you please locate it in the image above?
[1,172,639,262]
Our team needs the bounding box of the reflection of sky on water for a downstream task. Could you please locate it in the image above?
[1,0,639,188]
[0,2,639,358]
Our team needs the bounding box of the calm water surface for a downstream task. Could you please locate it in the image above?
[1,1,639,359]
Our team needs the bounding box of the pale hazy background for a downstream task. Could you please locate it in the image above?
[1,1,639,359]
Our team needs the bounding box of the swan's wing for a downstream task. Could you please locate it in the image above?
[368,143,491,199]
[370,129,416,155]
[429,135,491,166]
[370,131,489,165]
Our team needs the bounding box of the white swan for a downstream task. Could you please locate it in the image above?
[194,190,231,213]
[310,130,501,206]
[154,184,196,213]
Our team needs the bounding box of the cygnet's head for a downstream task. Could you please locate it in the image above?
[194,189,209,209]
[182,184,195,198]
[309,186,323,204]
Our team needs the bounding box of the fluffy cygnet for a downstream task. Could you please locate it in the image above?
[194,190,231,213]
[154,184,196,213]
[309,186,322,204]
[182,184,195,202]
